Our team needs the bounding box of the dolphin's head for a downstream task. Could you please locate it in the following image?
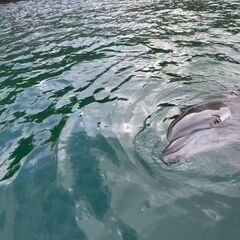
[162,100,233,164]
[167,101,231,142]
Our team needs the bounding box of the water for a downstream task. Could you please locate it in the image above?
[0,0,240,239]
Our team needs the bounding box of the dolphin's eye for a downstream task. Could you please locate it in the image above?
[212,114,221,125]
[213,118,221,125]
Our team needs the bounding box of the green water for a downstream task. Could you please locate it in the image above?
[0,0,240,239]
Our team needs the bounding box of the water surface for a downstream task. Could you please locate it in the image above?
[0,0,240,239]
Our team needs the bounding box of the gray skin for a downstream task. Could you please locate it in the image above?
[162,95,240,165]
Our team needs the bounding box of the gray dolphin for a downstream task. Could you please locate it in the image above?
[162,94,240,165]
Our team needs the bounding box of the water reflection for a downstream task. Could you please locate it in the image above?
[0,0,239,239]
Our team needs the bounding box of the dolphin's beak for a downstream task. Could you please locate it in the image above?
[162,134,197,165]
[162,144,181,165]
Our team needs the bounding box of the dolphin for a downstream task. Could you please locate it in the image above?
[162,94,240,165]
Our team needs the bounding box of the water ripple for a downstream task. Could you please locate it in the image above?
[0,0,240,239]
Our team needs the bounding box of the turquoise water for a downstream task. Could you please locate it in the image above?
[0,0,240,239]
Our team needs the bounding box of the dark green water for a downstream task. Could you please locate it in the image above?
[0,0,240,239]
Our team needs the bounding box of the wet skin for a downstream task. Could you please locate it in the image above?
[162,95,240,164]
